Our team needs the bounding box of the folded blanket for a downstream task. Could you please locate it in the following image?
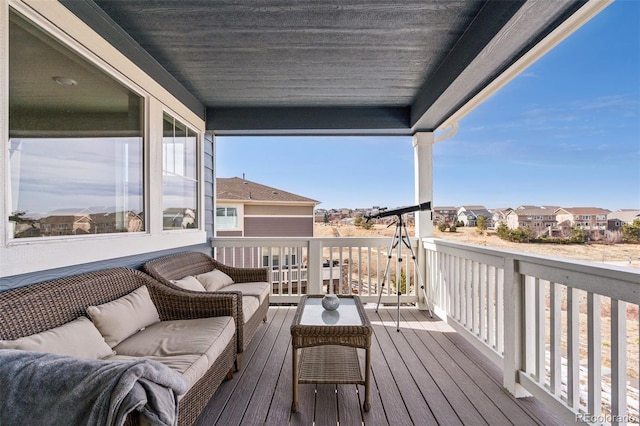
[0,350,188,426]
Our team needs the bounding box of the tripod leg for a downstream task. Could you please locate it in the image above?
[376,221,401,313]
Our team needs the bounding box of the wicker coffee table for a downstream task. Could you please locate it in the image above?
[290,295,373,412]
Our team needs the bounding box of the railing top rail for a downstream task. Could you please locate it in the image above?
[212,236,404,247]
[423,237,640,302]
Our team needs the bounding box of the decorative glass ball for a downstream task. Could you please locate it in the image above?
[322,293,340,311]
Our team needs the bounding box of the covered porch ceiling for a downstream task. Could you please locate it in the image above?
[62,0,607,136]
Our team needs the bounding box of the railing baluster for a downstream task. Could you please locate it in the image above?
[469,261,480,336]
[535,278,545,384]
[567,286,580,408]
[550,282,562,396]
[480,263,487,342]
[611,299,628,424]
[488,265,495,349]
[444,252,451,315]
[465,258,471,328]
[524,276,536,375]
[459,257,465,325]
[587,292,602,416]
[496,266,504,355]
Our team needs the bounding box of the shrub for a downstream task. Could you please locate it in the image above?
[476,215,487,231]
[621,219,640,243]
[569,225,586,243]
[496,223,510,239]
[496,224,535,242]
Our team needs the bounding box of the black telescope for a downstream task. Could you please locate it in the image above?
[365,201,431,220]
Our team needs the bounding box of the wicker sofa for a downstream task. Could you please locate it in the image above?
[0,267,238,426]
[144,251,270,369]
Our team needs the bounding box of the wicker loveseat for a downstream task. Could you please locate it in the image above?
[144,251,270,369]
[0,267,238,426]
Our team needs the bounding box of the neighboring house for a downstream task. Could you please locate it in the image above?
[216,177,319,238]
[216,177,319,272]
[490,208,512,228]
[90,211,144,234]
[457,206,493,228]
[22,207,145,237]
[315,209,329,223]
[607,209,640,231]
[555,207,610,234]
[506,206,558,236]
[432,206,458,226]
[39,213,91,237]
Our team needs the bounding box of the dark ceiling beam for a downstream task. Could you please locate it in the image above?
[208,106,412,136]
[411,0,587,132]
[60,0,206,120]
[410,0,525,131]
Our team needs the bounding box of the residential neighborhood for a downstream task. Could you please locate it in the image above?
[316,204,640,240]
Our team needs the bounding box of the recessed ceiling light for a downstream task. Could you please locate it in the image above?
[52,76,78,86]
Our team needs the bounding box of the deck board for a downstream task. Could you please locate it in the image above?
[195,305,563,426]
[372,309,438,425]
[375,309,469,426]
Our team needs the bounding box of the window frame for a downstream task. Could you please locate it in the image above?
[161,110,201,233]
[1,2,206,278]
[215,203,243,232]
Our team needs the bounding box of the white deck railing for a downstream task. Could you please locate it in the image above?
[423,238,639,425]
[212,237,423,304]
[212,236,639,424]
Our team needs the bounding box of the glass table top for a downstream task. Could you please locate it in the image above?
[299,297,363,326]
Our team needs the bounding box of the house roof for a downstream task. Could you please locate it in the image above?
[608,209,640,222]
[555,207,611,215]
[217,177,319,204]
[55,1,608,136]
[510,207,558,216]
[461,209,492,218]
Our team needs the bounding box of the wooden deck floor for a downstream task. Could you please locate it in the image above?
[195,305,563,426]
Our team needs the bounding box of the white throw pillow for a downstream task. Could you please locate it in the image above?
[0,316,114,359]
[87,285,160,348]
[195,269,234,292]
[171,275,206,292]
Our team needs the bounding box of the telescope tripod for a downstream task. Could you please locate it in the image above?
[375,214,432,331]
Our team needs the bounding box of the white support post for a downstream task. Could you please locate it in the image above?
[307,239,323,294]
[503,257,529,397]
[412,132,433,239]
[413,132,433,310]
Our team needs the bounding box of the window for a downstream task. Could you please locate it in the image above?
[8,12,144,239]
[162,114,198,230]
[262,250,297,268]
[216,207,238,229]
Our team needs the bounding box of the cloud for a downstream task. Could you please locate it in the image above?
[11,137,143,214]
[577,94,638,111]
